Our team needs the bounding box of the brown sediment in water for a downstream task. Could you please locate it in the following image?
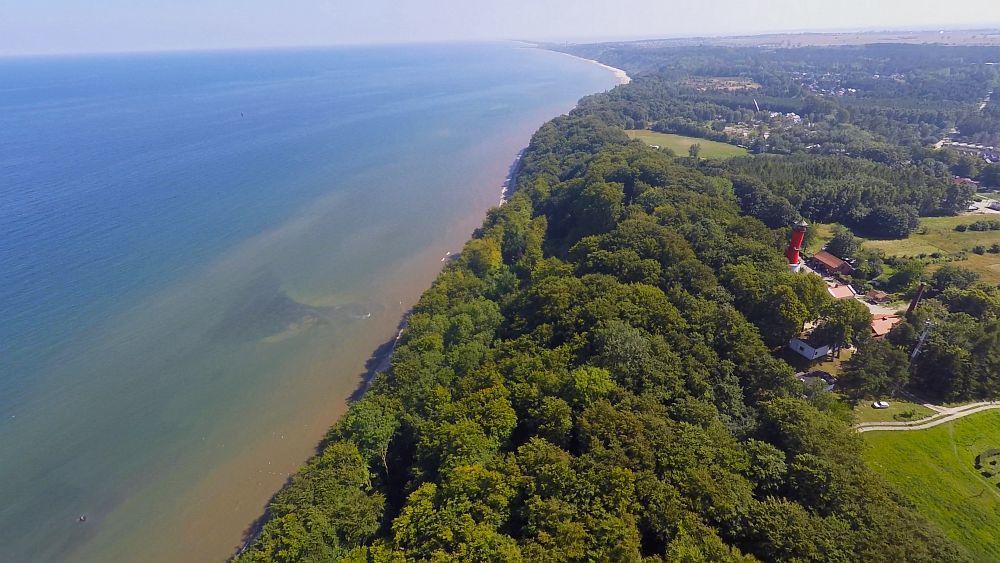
[66,52,623,563]
[71,139,528,563]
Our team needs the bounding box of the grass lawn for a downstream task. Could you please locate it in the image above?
[853,400,935,424]
[865,216,1000,283]
[805,222,836,255]
[777,347,853,377]
[863,410,1000,560]
[626,130,748,159]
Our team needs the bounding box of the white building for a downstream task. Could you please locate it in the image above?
[789,335,832,361]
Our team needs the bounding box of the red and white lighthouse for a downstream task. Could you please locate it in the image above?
[786,219,808,271]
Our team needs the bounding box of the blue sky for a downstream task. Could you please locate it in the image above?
[2,0,1000,56]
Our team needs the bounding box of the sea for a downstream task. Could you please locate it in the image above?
[0,43,618,562]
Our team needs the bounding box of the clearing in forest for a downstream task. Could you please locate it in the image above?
[865,216,1000,283]
[625,130,748,159]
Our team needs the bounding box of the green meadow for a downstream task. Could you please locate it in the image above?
[865,216,1000,283]
[626,130,748,159]
[863,410,1000,561]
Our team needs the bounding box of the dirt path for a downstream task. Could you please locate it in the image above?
[855,401,1000,433]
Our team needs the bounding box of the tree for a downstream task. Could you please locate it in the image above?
[337,395,400,475]
[689,143,702,159]
[812,298,872,354]
[825,225,860,260]
[853,248,885,280]
[841,338,910,398]
[862,204,919,239]
[931,265,980,293]
[462,238,502,276]
[979,163,1000,188]
[757,285,809,348]
[887,259,925,292]
[563,365,615,409]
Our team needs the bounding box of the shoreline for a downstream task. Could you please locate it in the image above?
[496,46,629,208]
[545,48,631,85]
[517,41,631,86]
[229,48,625,561]
[499,148,526,205]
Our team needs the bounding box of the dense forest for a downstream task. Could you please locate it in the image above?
[712,155,969,238]
[236,41,1000,561]
[239,126,964,563]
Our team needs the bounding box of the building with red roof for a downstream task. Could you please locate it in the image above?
[810,250,854,275]
[871,315,903,339]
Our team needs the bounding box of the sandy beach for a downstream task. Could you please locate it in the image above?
[541,47,632,85]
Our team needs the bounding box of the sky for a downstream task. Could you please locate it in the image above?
[2,0,1000,56]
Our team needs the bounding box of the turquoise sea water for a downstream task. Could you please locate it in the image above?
[0,43,617,561]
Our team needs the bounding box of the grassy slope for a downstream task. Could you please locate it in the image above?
[853,401,935,424]
[865,216,1000,283]
[804,222,836,255]
[625,130,748,159]
[863,410,1000,560]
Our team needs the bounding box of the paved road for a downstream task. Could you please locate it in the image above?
[856,401,1000,433]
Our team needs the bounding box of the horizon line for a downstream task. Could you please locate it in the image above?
[4,23,1000,60]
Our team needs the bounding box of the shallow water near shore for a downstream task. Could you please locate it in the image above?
[0,43,617,561]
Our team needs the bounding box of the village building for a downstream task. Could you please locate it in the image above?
[866,289,890,304]
[953,176,981,190]
[810,250,854,275]
[789,330,832,361]
[871,315,903,340]
[827,283,857,300]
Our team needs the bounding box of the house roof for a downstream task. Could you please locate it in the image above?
[813,250,849,270]
[866,289,889,299]
[792,328,832,349]
[953,177,980,187]
[871,315,903,337]
[827,284,856,299]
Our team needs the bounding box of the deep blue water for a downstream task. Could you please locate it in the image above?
[0,44,616,561]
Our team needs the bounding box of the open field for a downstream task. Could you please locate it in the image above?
[853,400,935,424]
[865,216,1000,284]
[863,410,1000,561]
[626,130,748,159]
[804,222,835,254]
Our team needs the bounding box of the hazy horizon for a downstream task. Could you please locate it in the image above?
[3,0,1000,57]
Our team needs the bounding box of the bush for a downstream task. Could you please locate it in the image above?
[967,219,1000,232]
[955,224,968,232]
[972,245,987,255]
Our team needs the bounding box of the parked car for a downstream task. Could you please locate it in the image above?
[872,400,890,409]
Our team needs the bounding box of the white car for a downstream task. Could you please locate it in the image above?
[872,401,891,409]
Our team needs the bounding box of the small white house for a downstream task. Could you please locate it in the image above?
[789,335,831,361]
